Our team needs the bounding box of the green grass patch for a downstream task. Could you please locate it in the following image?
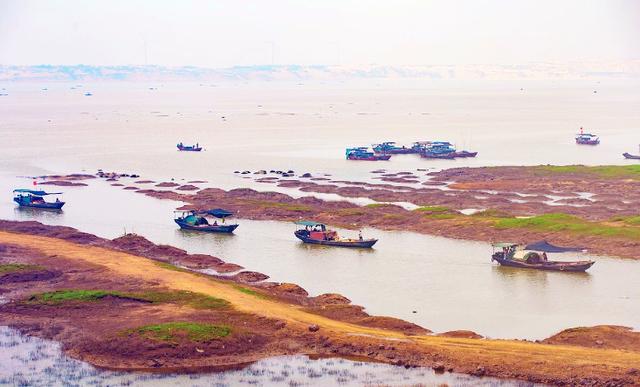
[337,208,367,216]
[471,209,512,218]
[0,263,44,274]
[365,203,393,208]
[494,213,640,239]
[153,261,191,273]
[414,206,449,213]
[26,289,228,309]
[535,165,640,179]
[610,215,640,226]
[232,285,268,299]
[423,213,456,220]
[133,322,230,343]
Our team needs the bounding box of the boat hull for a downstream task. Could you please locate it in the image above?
[294,231,377,248]
[492,254,594,272]
[175,219,238,233]
[576,139,599,145]
[177,146,202,152]
[623,152,640,160]
[420,152,455,159]
[13,198,64,209]
[347,154,391,161]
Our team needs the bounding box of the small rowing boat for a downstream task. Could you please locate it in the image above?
[491,243,594,272]
[294,221,377,248]
[174,208,238,233]
[13,189,65,209]
[177,142,203,151]
[623,145,640,160]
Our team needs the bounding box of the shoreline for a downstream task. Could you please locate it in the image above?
[1,220,639,384]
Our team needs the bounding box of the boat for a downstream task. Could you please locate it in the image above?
[623,145,640,160]
[174,208,239,233]
[419,141,457,159]
[372,142,416,154]
[452,150,478,158]
[177,142,203,152]
[294,221,378,248]
[575,127,599,145]
[491,243,594,272]
[346,147,391,161]
[13,189,65,209]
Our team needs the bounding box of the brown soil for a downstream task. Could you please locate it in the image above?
[176,184,199,191]
[156,182,180,188]
[38,180,88,187]
[0,221,639,385]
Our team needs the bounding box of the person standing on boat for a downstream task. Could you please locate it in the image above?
[358,231,363,241]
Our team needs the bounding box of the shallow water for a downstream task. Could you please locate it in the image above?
[0,326,536,386]
[0,175,638,340]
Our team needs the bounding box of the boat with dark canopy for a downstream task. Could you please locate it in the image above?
[177,142,203,151]
[174,208,238,233]
[13,189,65,209]
[623,145,640,160]
[491,242,594,272]
[575,127,599,145]
[345,147,391,161]
[294,220,377,248]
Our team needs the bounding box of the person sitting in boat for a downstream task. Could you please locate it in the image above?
[359,231,363,241]
[213,220,218,226]
[542,252,548,262]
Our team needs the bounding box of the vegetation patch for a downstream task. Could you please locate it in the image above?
[610,215,640,226]
[423,213,456,220]
[153,261,191,273]
[414,206,449,213]
[535,165,640,179]
[472,209,512,218]
[132,322,231,343]
[232,285,268,299]
[365,203,394,209]
[494,213,640,239]
[0,263,45,274]
[337,208,367,216]
[26,289,229,309]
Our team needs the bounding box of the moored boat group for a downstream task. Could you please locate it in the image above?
[346,141,478,161]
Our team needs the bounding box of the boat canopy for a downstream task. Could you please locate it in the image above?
[491,242,519,248]
[295,220,325,227]
[524,240,584,253]
[13,189,62,196]
[206,208,234,218]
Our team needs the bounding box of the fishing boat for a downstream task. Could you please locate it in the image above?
[294,221,377,248]
[174,208,239,233]
[13,189,65,209]
[346,147,391,161]
[491,243,594,272]
[575,127,599,145]
[623,145,640,160]
[177,142,203,152]
[452,150,478,158]
[419,141,457,159]
[372,142,416,154]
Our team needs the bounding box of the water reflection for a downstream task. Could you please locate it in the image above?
[0,326,536,386]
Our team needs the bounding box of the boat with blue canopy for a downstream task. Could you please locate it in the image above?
[294,220,377,248]
[13,189,65,209]
[346,147,391,161]
[177,142,203,151]
[174,208,238,233]
[372,142,416,154]
[575,127,599,145]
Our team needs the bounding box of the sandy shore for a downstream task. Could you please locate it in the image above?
[1,220,639,385]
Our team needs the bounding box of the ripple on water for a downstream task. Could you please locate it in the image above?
[0,326,538,386]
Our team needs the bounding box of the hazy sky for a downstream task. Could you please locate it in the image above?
[1,0,638,67]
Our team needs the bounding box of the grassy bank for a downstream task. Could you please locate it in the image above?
[534,165,640,179]
[132,322,231,343]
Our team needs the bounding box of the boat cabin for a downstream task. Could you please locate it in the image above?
[295,221,337,241]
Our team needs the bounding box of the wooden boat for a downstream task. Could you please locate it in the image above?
[575,127,599,145]
[623,152,640,160]
[623,145,640,159]
[294,221,377,248]
[174,208,238,233]
[491,243,594,272]
[346,147,391,161]
[13,189,65,209]
[452,150,478,158]
[177,142,202,151]
[372,142,416,154]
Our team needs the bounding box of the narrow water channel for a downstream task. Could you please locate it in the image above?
[1,175,638,340]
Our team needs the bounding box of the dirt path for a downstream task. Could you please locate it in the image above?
[2,230,639,383]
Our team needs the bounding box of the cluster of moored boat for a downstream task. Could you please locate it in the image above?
[346,141,478,161]
[11,188,595,272]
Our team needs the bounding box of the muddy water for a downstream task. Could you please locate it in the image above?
[0,327,536,387]
[1,175,638,340]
